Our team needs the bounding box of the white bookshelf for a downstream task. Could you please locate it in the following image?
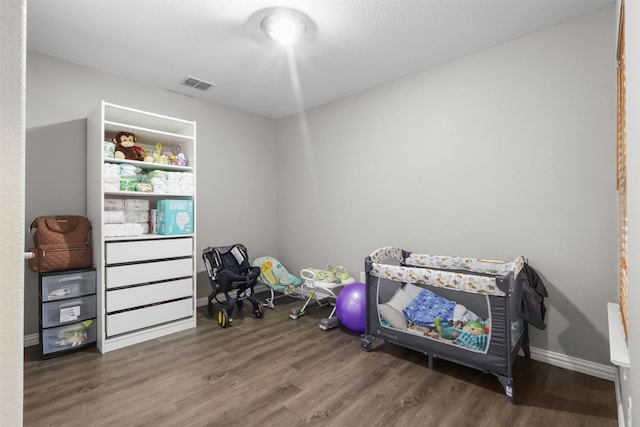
[87,101,197,353]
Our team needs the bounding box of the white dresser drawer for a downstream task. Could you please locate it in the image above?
[106,278,193,312]
[105,237,193,264]
[106,298,193,336]
[106,257,193,288]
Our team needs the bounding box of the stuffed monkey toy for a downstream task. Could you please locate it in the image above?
[113,131,143,161]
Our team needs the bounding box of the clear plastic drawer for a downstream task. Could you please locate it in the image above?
[41,294,97,328]
[41,269,96,301]
[42,319,96,356]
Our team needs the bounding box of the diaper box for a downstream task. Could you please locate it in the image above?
[156,199,193,235]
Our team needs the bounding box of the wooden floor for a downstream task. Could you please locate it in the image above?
[24,293,617,427]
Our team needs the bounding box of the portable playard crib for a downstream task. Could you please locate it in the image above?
[202,244,265,328]
[361,247,532,403]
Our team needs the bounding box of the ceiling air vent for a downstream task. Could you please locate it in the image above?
[181,75,215,91]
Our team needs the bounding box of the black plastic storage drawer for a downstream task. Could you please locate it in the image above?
[41,294,96,328]
[41,320,97,357]
[39,267,97,359]
[41,269,96,301]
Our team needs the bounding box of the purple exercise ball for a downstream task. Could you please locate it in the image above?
[336,282,366,333]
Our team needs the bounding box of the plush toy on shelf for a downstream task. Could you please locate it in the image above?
[112,131,143,161]
[153,143,169,164]
[141,149,154,162]
[175,145,189,166]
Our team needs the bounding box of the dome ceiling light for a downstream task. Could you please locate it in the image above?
[261,9,308,47]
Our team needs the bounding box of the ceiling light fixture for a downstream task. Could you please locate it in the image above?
[261,9,307,47]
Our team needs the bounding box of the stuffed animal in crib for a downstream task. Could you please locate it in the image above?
[409,323,441,339]
[462,321,485,336]
[454,321,489,351]
[434,317,463,340]
[113,131,143,161]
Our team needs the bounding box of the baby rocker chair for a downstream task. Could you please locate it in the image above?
[289,265,355,330]
[202,244,265,328]
[252,256,304,309]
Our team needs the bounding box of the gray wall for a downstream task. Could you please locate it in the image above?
[276,7,617,365]
[25,53,278,336]
[25,6,618,367]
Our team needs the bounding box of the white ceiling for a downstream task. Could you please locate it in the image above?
[27,0,613,119]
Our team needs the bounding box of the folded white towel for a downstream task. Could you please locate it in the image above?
[103,210,125,224]
[103,223,144,237]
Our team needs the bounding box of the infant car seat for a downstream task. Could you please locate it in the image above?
[202,244,264,328]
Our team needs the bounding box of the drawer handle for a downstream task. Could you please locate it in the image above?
[59,276,83,283]
[59,301,82,308]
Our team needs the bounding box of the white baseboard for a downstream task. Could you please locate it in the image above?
[526,346,616,381]
[24,333,39,347]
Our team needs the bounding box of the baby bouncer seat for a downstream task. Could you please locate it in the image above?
[290,265,355,330]
[252,256,304,309]
[202,244,265,328]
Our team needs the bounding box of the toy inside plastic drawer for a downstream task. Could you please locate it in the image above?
[41,270,96,301]
[42,319,96,355]
[41,294,96,328]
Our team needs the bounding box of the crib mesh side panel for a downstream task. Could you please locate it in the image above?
[375,276,401,304]
[366,274,513,377]
[487,296,509,365]
[365,276,396,333]
[436,296,510,376]
[365,275,402,338]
